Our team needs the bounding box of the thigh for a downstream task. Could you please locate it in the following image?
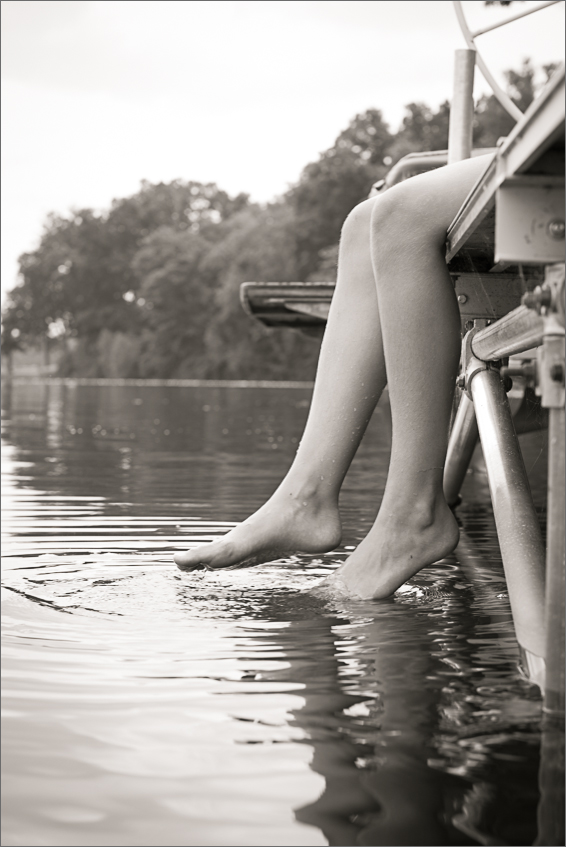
[379,153,494,243]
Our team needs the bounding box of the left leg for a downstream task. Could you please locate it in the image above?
[174,196,386,571]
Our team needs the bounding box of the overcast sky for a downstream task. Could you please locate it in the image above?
[2,0,564,301]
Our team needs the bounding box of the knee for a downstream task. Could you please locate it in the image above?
[370,182,445,273]
[369,189,409,277]
[370,182,418,244]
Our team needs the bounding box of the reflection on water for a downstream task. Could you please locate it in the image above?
[1,380,548,846]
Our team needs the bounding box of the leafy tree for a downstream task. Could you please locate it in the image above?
[332,108,394,168]
[287,149,375,278]
[2,180,250,370]
[200,202,320,380]
[100,180,249,310]
[0,294,24,357]
[131,225,217,377]
[287,110,392,278]
[387,101,451,163]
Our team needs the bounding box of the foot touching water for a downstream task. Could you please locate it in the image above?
[174,484,342,571]
[319,494,459,599]
[175,481,458,600]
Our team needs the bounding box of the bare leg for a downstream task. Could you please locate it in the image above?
[175,154,492,580]
[175,197,387,569]
[328,155,492,598]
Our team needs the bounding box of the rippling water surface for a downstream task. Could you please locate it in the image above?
[2,380,549,846]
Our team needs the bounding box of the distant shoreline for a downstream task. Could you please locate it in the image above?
[4,376,316,390]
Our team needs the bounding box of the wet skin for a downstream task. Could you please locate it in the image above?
[175,155,492,599]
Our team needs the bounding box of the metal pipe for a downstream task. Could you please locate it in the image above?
[457,531,545,688]
[535,411,565,837]
[443,393,479,505]
[543,407,566,717]
[472,305,544,361]
[452,1,523,122]
[471,0,561,39]
[535,305,565,845]
[470,367,546,658]
[448,49,476,165]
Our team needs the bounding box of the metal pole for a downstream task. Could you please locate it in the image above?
[534,271,565,845]
[448,49,476,165]
[534,406,565,846]
[452,1,523,122]
[470,0,561,39]
[446,49,477,497]
[443,393,479,506]
[536,335,565,845]
[471,305,544,361]
[470,368,546,659]
[544,405,566,717]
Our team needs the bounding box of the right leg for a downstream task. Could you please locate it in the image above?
[174,197,386,570]
[327,155,492,599]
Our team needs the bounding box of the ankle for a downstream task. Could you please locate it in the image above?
[278,475,338,508]
[411,496,445,530]
[381,489,449,531]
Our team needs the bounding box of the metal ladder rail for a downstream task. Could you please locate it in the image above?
[444,36,564,846]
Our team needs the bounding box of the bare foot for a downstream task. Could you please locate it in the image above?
[320,496,459,599]
[174,483,342,571]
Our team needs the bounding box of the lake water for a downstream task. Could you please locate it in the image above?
[1,379,549,846]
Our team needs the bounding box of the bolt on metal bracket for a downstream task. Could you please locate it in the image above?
[501,359,538,388]
[540,314,565,410]
[522,262,566,320]
[523,264,566,409]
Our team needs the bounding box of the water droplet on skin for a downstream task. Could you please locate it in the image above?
[303,501,307,507]
[320,476,324,480]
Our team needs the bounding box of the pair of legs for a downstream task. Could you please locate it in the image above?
[174,154,492,598]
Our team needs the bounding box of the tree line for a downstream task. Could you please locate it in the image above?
[2,61,553,381]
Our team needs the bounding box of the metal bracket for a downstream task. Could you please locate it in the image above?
[458,319,504,399]
[522,264,566,408]
[453,273,531,323]
[522,262,566,319]
[495,176,565,265]
[540,315,565,409]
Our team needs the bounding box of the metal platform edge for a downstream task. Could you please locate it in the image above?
[446,66,565,263]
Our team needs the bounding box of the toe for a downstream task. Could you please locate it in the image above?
[174,550,205,569]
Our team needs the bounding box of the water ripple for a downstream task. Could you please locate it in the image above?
[1,382,549,846]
